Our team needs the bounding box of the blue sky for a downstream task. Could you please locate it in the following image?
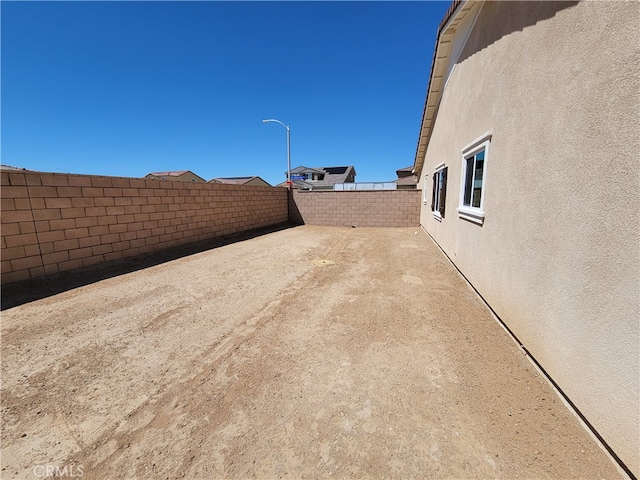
[2,1,449,186]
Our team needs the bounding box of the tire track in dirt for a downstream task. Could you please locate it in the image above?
[63,233,352,477]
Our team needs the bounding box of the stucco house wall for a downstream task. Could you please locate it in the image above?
[417,1,639,475]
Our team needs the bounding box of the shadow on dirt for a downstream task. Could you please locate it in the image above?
[1,222,297,310]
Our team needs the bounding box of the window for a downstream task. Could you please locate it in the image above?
[463,150,483,207]
[458,132,491,225]
[423,175,429,204]
[431,165,448,221]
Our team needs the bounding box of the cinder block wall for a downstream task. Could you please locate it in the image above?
[1,171,288,284]
[290,189,421,227]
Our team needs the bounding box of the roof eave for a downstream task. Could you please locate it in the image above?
[412,0,468,177]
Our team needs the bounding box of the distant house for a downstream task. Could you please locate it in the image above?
[413,1,638,476]
[395,166,418,190]
[210,176,271,187]
[1,164,30,172]
[280,166,356,190]
[145,171,206,183]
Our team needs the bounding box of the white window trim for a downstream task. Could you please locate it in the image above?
[432,163,446,222]
[423,174,429,205]
[457,205,484,224]
[457,131,491,225]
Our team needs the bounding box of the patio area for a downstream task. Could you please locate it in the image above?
[0,226,624,478]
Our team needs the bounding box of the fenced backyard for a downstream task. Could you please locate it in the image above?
[1,171,420,285]
[0,226,623,478]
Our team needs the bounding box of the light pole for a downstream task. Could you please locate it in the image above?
[262,118,291,188]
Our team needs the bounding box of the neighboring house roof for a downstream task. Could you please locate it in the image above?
[285,166,356,190]
[290,166,326,175]
[396,166,415,177]
[146,170,189,177]
[1,164,29,171]
[413,0,472,177]
[145,170,206,182]
[210,176,271,187]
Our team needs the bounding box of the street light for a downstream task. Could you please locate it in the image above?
[262,118,291,188]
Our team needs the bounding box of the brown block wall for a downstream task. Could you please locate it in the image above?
[1,171,288,284]
[290,189,421,227]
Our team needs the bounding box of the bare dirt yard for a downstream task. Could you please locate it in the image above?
[1,226,625,479]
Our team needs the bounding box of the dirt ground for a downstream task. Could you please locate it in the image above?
[1,226,626,479]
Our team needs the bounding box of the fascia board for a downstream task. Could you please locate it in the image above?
[413,1,481,176]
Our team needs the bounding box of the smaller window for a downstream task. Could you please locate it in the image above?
[458,132,491,225]
[462,150,484,208]
[431,165,448,221]
[423,175,429,204]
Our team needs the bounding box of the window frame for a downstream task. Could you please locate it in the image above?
[431,163,447,221]
[423,175,429,205]
[457,132,491,225]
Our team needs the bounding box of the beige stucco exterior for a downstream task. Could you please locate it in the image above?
[416,1,639,476]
